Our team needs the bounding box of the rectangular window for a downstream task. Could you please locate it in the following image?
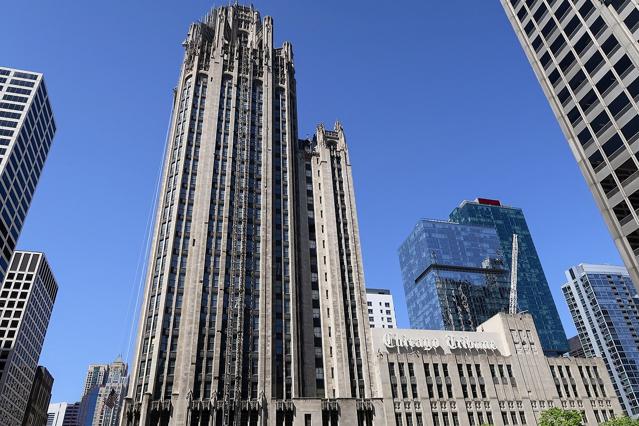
[585,52,604,76]
[558,87,571,105]
[569,70,587,92]
[602,34,620,56]
[579,89,598,113]
[564,15,581,38]
[622,115,639,142]
[609,92,631,118]
[591,110,611,134]
[556,1,570,21]
[625,8,639,32]
[614,55,634,78]
[577,128,593,147]
[590,16,606,38]
[599,70,618,97]
[601,174,619,197]
[574,33,592,56]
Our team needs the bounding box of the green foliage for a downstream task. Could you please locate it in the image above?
[539,408,583,426]
[601,417,639,426]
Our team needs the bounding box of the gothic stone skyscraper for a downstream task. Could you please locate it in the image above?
[501,0,639,289]
[124,5,377,425]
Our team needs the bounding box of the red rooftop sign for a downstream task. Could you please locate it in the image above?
[476,198,502,206]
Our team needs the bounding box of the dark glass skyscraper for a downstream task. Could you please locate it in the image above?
[450,198,568,355]
[398,220,511,332]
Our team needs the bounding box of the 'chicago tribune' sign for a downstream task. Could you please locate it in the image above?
[383,333,498,352]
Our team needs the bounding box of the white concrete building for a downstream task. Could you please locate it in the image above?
[0,67,56,284]
[501,0,639,292]
[0,251,57,426]
[366,288,397,329]
[46,402,66,426]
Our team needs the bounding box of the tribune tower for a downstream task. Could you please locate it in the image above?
[123,5,377,425]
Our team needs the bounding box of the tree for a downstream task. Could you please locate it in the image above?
[539,408,583,426]
[601,417,639,426]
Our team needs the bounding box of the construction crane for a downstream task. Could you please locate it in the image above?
[432,250,456,331]
[509,234,519,315]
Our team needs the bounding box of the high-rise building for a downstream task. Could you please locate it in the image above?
[81,364,109,398]
[47,402,80,426]
[365,288,397,329]
[450,198,568,355]
[562,263,639,417]
[62,403,80,426]
[568,335,587,358]
[47,403,67,426]
[501,0,639,292]
[124,5,377,425]
[0,251,57,426]
[0,67,56,284]
[23,366,54,426]
[79,388,98,426]
[398,219,511,332]
[91,356,127,426]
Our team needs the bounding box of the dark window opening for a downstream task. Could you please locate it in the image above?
[613,200,632,223]
[614,158,638,183]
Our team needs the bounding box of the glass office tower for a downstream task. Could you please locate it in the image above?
[501,0,639,293]
[562,264,639,417]
[398,219,511,332]
[0,68,55,284]
[450,198,568,355]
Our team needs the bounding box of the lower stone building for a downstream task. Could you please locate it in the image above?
[370,313,623,425]
[190,312,620,425]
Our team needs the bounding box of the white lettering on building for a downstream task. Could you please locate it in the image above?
[383,333,497,352]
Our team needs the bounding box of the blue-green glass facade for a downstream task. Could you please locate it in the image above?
[449,200,568,355]
[563,264,639,416]
[398,220,510,332]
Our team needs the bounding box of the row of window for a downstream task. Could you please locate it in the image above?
[512,0,639,254]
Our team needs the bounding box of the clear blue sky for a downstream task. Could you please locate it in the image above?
[2,0,623,403]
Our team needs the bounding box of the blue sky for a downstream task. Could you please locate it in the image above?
[2,0,623,403]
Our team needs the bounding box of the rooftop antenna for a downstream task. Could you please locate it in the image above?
[509,234,519,315]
